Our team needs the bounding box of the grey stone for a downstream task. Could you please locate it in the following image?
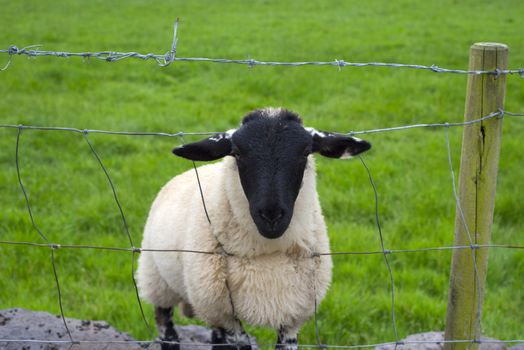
[0,308,142,350]
[508,345,524,350]
[374,332,507,350]
[0,308,258,350]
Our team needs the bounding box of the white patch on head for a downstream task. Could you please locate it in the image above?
[304,127,332,138]
[261,107,283,118]
[340,138,367,159]
[339,150,354,159]
[209,129,236,142]
[208,135,223,142]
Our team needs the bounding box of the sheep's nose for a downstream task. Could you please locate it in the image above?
[259,208,285,226]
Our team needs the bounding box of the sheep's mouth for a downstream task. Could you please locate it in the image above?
[257,226,287,239]
[252,215,292,239]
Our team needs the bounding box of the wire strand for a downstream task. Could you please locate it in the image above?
[1,45,523,76]
[1,108,519,139]
[359,156,399,342]
[14,127,74,343]
[82,131,154,337]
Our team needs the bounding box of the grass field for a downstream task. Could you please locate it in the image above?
[1,0,523,347]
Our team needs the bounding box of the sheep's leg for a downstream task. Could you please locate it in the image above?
[211,327,252,350]
[155,306,180,350]
[276,326,299,350]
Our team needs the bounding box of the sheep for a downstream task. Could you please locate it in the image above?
[136,107,371,350]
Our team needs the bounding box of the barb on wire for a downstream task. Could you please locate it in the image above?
[159,17,179,66]
[1,20,524,75]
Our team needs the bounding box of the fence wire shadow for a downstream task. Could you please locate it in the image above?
[0,110,523,349]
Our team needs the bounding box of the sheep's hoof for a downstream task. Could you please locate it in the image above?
[276,345,298,350]
[211,345,252,350]
[211,328,252,350]
[160,343,180,350]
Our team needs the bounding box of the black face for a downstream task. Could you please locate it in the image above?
[231,110,312,239]
[172,107,372,240]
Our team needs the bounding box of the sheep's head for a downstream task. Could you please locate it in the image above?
[173,108,371,239]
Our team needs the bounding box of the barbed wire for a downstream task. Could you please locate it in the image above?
[1,109,523,349]
[2,43,524,76]
[1,20,523,76]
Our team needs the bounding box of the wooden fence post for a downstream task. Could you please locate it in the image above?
[444,43,508,350]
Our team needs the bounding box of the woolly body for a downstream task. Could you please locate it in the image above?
[136,155,332,331]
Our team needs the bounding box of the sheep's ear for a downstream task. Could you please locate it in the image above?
[172,131,235,161]
[307,128,371,159]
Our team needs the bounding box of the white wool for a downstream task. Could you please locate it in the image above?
[136,155,332,331]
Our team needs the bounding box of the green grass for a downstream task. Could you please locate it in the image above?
[1,0,523,347]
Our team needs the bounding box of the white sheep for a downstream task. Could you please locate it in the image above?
[136,108,371,350]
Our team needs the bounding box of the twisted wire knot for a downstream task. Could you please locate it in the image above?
[430,64,441,73]
[7,45,19,55]
[335,59,346,67]
[164,51,175,63]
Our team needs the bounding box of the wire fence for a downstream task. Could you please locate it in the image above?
[1,19,524,349]
[1,109,524,349]
[3,42,524,76]
[1,20,524,76]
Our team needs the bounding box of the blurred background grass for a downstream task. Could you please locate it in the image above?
[0,0,523,347]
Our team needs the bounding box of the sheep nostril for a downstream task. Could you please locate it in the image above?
[259,209,285,225]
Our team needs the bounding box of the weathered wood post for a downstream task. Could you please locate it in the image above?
[444,43,508,350]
